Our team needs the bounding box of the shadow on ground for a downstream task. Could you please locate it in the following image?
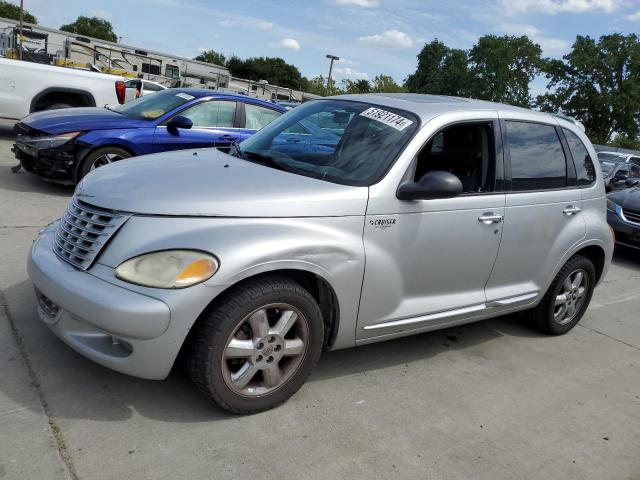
[0,167,73,197]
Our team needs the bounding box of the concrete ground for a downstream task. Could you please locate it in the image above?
[0,125,638,480]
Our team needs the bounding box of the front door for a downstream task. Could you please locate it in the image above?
[358,120,505,338]
[152,100,238,152]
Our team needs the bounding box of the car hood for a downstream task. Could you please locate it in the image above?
[23,107,149,135]
[75,148,369,217]
[609,188,640,211]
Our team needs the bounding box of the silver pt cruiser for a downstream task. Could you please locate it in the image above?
[28,94,613,413]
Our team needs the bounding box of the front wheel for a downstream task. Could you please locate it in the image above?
[79,146,132,180]
[187,277,324,414]
[527,255,596,335]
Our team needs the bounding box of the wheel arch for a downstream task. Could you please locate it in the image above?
[73,143,137,183]
[573,244,606,284]
[185,268,341,354]
[30,87,96,112]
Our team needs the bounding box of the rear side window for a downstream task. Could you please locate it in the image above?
[563,128,595,186]
[244,104,282,130]
[506,121,567,191]
[180,100,236,128]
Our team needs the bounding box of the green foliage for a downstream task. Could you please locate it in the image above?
[301,75,328,96]
[225,55,305,90]
[537,34,640,144]
[194,49,226,66]
[60,16,117,42]
[404,36,542,107]
[371,74,405,93]
[342,78,371,93]
[0,0,37,23]
[469,35,542,107]
[405,40,472,96]
[608,135,640,150]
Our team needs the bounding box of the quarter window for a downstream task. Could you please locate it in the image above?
[179,101,236,128]
[563,128,595,186]
[244,104,282,130]
[506,121,567,191]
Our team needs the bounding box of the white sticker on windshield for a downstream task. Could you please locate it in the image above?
[359,107,413,131]
[175,92,195,100]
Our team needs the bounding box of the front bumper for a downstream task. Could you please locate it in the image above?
[13,135,82,184]
[28,225,181,379]
[608,208,640,250]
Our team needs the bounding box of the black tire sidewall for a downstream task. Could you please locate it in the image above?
[197,281,324,413]
[544,257,596,335]
[79,147,131,180]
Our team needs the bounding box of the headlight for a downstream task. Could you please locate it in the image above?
[23,131,82,150]
[606,198,619,213]
[115,250,218,288]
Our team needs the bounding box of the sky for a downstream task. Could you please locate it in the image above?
[12,0,640,89]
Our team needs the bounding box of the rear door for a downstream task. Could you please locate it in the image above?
[152,99,238,152]
[485,117,586,304]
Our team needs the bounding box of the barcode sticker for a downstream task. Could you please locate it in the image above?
[359,107,413,131]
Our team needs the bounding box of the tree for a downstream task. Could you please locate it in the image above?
[342,78,371,93]
[301,75,327,96]
[194,49,225,66]
[60,16,117,42]
[371,74,404,93]
[404,40,472,96]
[608,135,640,150]
[0,0,37,23]
[225,56,304,90]
[469,35,542,107]
[537,34,640,144]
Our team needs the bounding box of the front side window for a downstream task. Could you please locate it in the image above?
[179,100,236,128]
[507,121,567,191]
[237,99,419,186]
[244,103,282,130]
[414,122,496,194]
[563,128,595,186]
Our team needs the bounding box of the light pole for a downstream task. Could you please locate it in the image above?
[325,54,339,95]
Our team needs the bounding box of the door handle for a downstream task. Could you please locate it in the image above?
[221,135,238,140]
[563,205,581,216]
[478,213,504,224]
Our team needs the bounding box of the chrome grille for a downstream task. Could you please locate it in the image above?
[622,208,640,225]
[54,198,130,270]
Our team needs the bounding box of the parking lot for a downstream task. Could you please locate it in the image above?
[0,124,638,480]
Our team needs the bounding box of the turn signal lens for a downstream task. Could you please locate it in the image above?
[116,250,218,288]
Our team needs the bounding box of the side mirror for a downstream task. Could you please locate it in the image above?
[166,115,193,132]
[397,170,463,200]
[626,178,640,188]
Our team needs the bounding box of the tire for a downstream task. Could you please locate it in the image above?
[526,255,596,335]
[187,277,324,414]
[79,146,132,180]
[43,103,72,110]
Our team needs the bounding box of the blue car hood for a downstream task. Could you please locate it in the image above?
[22,107,149,135]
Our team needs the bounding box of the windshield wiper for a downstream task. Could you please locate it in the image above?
[229,141,243,158]
[242,150,307,175]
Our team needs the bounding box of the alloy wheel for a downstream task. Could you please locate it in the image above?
[90,152,124,170]
[554,269,589,325]
[221,303,309,397]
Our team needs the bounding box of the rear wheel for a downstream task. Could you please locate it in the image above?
[187,277,324,414]
[527,255,595,335]
[79,147,132,180]
[43,103,72,110]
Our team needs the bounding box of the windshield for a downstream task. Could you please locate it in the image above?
[112,90,194,120]
[598,153,626,163]
[237,99,419,186]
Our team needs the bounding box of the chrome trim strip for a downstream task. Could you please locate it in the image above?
[363,304,487,331]
[486,292,539,307]
[618,205,640,226]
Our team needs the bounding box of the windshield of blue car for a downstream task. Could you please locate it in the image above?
[237,99,419,187]
[112,90,194,120]
[599,160,620,175]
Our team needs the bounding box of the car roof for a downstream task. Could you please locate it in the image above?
[328,93,558,124]
[171,88,286,110]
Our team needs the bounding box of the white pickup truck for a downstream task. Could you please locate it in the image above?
[0,57,126,121]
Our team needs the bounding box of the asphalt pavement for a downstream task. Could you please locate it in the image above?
[0,125,638,480]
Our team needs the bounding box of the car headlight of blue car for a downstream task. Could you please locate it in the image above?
[21,131,83,151]
[606,198,620,213]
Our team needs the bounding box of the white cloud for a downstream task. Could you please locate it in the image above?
[334,67,369,79]
[274,38,301,50]
[499,23,570,55]
[334,0,379,6]
[358,30,413,49]
[501,0,625,15]
[218,18,273,30]
[627,10,640,20]
[89,9,112,20]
